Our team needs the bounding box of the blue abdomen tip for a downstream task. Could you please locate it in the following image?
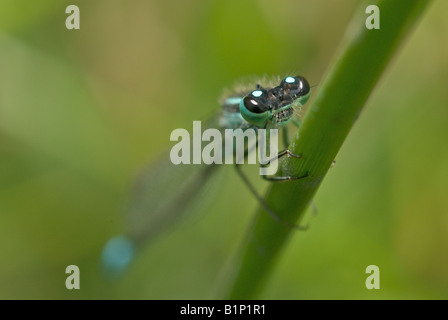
[101,236,135,275]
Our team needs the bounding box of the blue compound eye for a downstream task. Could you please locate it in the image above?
[240,89,270,127]
[242,96,265,114]
[243,89,269,114]
[281,76,310,97]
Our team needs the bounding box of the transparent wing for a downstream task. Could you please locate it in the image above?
[127,155,220,245]
[101,113,223,274]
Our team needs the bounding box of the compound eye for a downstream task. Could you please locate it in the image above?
[281,76,310,97]
[295,76,310,95]
[243,96,266,114]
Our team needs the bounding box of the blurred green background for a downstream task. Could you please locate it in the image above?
[0,0,447,299]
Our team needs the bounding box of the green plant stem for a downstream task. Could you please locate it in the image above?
[225,0,431,299]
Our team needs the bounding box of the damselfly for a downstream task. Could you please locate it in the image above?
[101,75,311,274]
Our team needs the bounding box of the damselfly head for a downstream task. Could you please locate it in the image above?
[239,75,311,126]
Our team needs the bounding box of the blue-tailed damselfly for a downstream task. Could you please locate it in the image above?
[101,75,311,275]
